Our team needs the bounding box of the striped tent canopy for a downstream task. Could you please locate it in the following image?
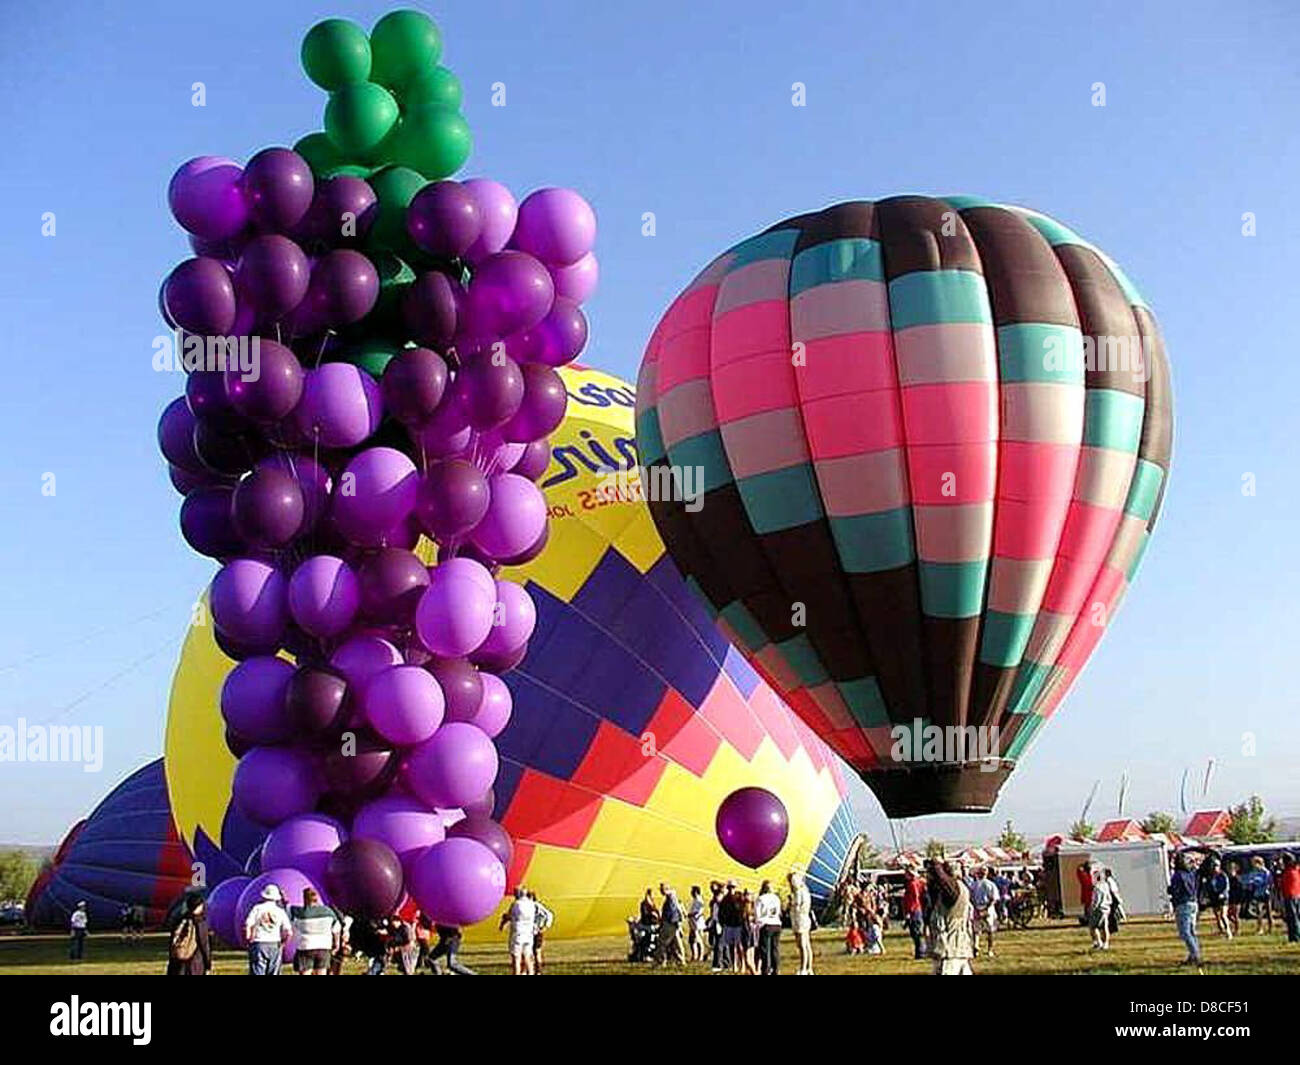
[636,197,1173,817]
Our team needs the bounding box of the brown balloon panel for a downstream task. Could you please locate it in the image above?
[863,761,1014,818]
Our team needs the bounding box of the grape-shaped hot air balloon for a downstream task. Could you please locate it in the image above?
[635,197,1173,817]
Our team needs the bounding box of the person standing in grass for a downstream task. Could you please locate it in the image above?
[926,860,975,975]
[755,879,782,974]
[1245,856,1274,935]
[244,884,292,976]
[167,894,212,976]
[68,901,89,962]
[289,888,339,976]
[1075,861,1094,925]
[1088,866,1113,951]
[1226,861,1244,937]
[969,867,999,958]
[1169,852,1203,967]
[499,886,537,975]
[788,866,815,975]
[902,867,926,960]
[428,924,476,975]
[1279,853,1300,944]
[687,885,707,962]
[1204,858,1231,939]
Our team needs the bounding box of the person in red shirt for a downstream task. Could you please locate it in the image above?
[1076,861,1094,925]
[1279,853,1300,943]
[903,868,926,959]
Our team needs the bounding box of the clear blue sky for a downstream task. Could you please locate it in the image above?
[2,0,1298,845]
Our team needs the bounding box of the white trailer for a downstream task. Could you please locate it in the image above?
[1052,838,1171,917]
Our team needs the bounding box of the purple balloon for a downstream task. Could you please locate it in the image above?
[324,839,405,919]
[321,729,399,799]
[330,634,403,688]
[411,393,472,458]
[288,555,360,638]
[210,558,288,647]
[407,180,482,259]
[235,234,310,317]
[495,524,549,567]
[468,473,547,561]
[414,459,489,540]
[415,559,496,657]
[462,178,517,263]
[241,148,315,233]
[262,813,348,890]
[296,363,382,447]
[357,548,429,624]
[206,875,251,945]
[549,251,598,303]
[513,187,596,266]
[185,369,241,428]
[509,437,551,481]
[331,447,419,547]
[362,665,445,746]
[164,257,238,335]
[520,297,588,366]
[158,396,203,472]
[428,657,484,724]
[352,795,446,877]
[224,339,304,422]
[407,837,506,926]
[303,249,379,327]
[464,251,554,337]
[454,352,524,430]
[193,422,263,477]
[231,467,305,547]
[286,667,351,737]
[380,347,447,426]
[447,814,513,868]
[256,453,331,531]
[220,655,296,743]
[501,364,567,443]
[180,484,243,558]
[476,580,536,661]
[400,722,498,810]
[233,746,321,826]
[296,175,377,246]
[236,868,318,943]
[462,788,495,819]
[469,671,513,737]
[715,787,790,869]
[401,270,459,349]
[169,156,248,241]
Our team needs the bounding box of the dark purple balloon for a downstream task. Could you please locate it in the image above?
[255,453,331,531]
[169,156,248,241]
[447,814,513,868]
[414,459,489,540]
[231,467,305,546]
[164,257,238,335]
[521,296,588,366]
[235,234,311,316]
[193,421,262,476]
[462,788,495,818]
[502,364,567,443]
[324,838,405,918]
[380,347,447,426]
[241,148,315,232]
[158,396,203,472]
[303,249,380,327]
[185,369,241,427]
[715,787,789,869]
[170,463,218,495]
[180,484,244,558]
[358,548,430,625]
[407,180,481,260]
[321,730,398,799]
[286,667,351,737]
[224,339,304,422]
[401,271,458,349]
[510,437,551,481]
[427,657,484,723]
[454,353,523,430]
[296,175,377,246]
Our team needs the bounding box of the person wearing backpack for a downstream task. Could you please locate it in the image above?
[167,894,212,975]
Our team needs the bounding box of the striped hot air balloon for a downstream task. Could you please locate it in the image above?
[164,364,869,936]
[636,197,1173,817]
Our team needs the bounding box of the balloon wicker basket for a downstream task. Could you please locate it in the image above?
[863,761,1015,818]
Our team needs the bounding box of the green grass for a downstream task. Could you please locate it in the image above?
[2,915,1298,975]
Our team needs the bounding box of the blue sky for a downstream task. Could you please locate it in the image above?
[2,0,1298,845]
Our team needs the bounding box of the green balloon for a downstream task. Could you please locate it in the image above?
[369,9,442,90]
[366,166,428,252]
[402,66,462,112]
[325,82,400,159]
[371,252,417,331]
[323,164,374,179]
[389,108,472,180]
[341,339,402,378]
[301,18,372,90]
[293,132,346,176]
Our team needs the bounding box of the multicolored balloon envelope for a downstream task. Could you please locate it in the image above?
[165,364,869,936]
[25,760,195,930]
[636,198,1173,817]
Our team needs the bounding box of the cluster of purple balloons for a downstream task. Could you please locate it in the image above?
[157,142,597,934]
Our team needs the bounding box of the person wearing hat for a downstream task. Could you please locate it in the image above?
[68,901,89,962]
[243,883,292,976]
[787,866,814,975]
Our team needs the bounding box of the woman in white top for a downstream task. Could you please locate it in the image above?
[1089,867,1113,951]
[788,867,814,975]
[687,886,707,962]
[755,880,783,975]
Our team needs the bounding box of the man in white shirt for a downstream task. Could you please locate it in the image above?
[755,880,783,975]
[244,884,293,976]
[498,886,537,975]
[69,901,89,962]
[788,867,814,975]
[969,867,1000,958]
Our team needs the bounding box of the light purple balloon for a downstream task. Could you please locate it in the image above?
[169,156,248,241]
[296,363,382,447]
[232,746,321,826]
[362,665,445,746]
[400,722,498,810]
[220,655,296,743]
[476,580,536,661]
[288,555,360,638]
[261,813,348,890]
[415,559,496,657]
[210,558,288,648]
[206,876,251,945]
[469,474,548,562]
[407,837,506,925]
[351,795,446,876]
[549,251,598,303]
[462,178,517,263]
[468,671,512,738]
[236,867,319,942]
[332,447,419,547]
[330,634,404,688]
[512,187,596,266]
[464,251,554,337]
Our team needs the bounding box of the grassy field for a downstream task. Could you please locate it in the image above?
[2,915,1299,975]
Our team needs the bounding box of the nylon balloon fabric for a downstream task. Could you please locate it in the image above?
[635,197,1173,817]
